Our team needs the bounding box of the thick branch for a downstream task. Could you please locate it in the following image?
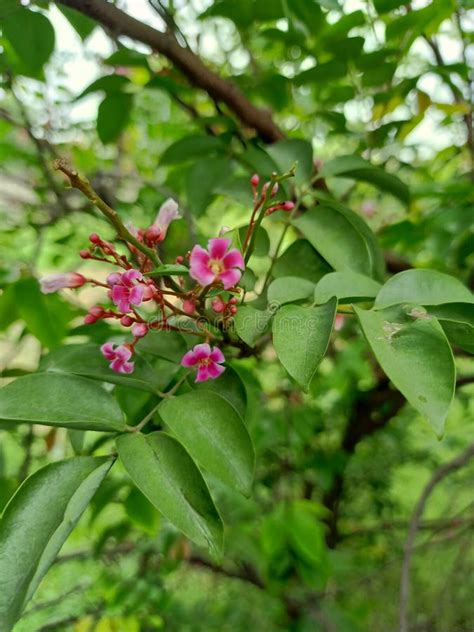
[54,0,283,143]
[399,442,474,632]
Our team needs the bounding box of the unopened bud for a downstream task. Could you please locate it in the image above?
[84,314,97,325]
[282,201,295,211]
[211,297,226,313]
[176,255,184,264]
[142,285,155,301]
[79,249,91,259]
[182,299,196,315]
[229,306,237,315]
[250,174,260,187]
[229,297,238,305]
[120,315,134,327]
[89,233,101,244]
[132,322,148,337]
[89,305,105,318]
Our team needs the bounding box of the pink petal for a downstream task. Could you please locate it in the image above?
[115,346,132,361]
[181,350,199,367]
[208,238,231,259]
[219,268,242,289]
[122,269,142,286]
[129,285,144,305]
[190,258,215,286]
[190,245,210,267]
[192,343,212,360]
[209,347,225,364]
[195,365,210,382]
[223,249,245,270]
[112,285,129,302]
[101,342,116,361]
[121,361,135,374]
[207,362,225,379]
[107,272,122,286]
[119,300,131,313]
[154,198,181,233]
[110,358,124,372]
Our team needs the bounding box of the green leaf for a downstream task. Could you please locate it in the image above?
[147,264,189,276]
[318,155,409,204]
[186,157,233,215]
[136,330,187,362]
[58,5,96,40]
[124,487,160,536]
[273,240,332,282]
[237,226,270,257]
[314,271,382,304]
[195,365,247,418]
[273,297,337,391]
[0,373,126,432]
[233,305,274,347]
[293,205,384,280]
[355,307,456,436]
[77,74,130,100]
[116,432,223,555]
[0,456,113,630]
[40,343,167,394]
[160,135,225,165]
[159,390,255,496]
[427,304,474,354]
[97,93,133,144]
[103,47,150,69]
[14,278,74,349]
[374,269,473,309]
[268,276,315,305]
[2,7,55,75]
[267,139,313,186]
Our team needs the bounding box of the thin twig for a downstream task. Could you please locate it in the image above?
[399,442,474,632]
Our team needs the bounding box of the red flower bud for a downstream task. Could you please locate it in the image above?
[120,315,134,327]
[182,299,196,315]
[229,306,237,315]
[79,249,91,259]
[282,201,295,211]
[250,174,260,187]
[176,255,184,264]
[89,305,105,318]
[132,322,148,337]
[229,297,238,305]
[211,297,226,313]
[89,233,101,244]
[84,314,97,325]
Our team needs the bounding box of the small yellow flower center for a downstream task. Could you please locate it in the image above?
[199,358,211,366]
[209,259,224,275]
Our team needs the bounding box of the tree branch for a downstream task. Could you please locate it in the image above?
[399,442,474,632]
[54,0,284,143]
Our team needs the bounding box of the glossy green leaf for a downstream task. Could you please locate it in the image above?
[97,93,133,144]
[268,276,315,306]
[77,75,130,100]
[147,264,189,276]
[374,269,473,309]
[160,135,225,165]
[318,155,409,204]
[314,271,382,304]
[186,157,233,215]
[0,373,126,432]
[40,343,166,393]
[0,456,113,630]
[2,7,55,75]
[195,365,247,418]
[293,205,384,280]
[136,330,187,363]
[124,487,160,536]
[159,390,255,496]
[116,432,223,555]
[273,240,332,282]
[234,305,274,347]
[355,307,455,436]
[58,5,96,40]
[237,226,270,257]
[273,297,337,391]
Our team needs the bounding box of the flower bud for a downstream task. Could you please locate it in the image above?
[182,299,196,315]
[132,322,148,337]
[84,314,97,325]
[176,255,184,264]
[229,297,238,305]
[142,285,155,301]
[282,201,295,211]
[211,297,226,313]
[89,233,101,244]
[229,306,237,315]
[120,315,134,327]
[250,174,260,187]
[79,249,91,259]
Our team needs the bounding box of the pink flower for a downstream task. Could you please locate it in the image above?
[40,272,87,294]
[108,269,145,313]
[101,342,135,374]
[189,238,245,289]
[146,198,181,243]
[181,343,225,382]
